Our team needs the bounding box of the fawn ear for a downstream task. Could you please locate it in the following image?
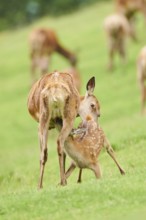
[86,76,95,95]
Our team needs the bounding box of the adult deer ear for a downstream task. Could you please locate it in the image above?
[86,76,95,95]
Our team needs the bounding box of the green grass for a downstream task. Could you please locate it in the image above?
[0,1,146,220]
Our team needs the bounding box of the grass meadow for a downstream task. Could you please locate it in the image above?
[0,1,146,219]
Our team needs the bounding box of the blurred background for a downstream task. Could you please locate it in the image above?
[0,0,102,31]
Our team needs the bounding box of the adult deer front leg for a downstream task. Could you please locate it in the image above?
[38,98,50,189]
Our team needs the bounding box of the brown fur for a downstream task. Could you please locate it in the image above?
[63,67,81,92]
[137,46,146,114]
[115,0,146,40]
[104,13,130,70]
[29,28,77,84]
[64,77,125,182]
[27,71,80,188]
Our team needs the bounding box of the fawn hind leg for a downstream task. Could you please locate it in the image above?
[104,138,125,175]
[91,162,102,179]
[65,162,76,179]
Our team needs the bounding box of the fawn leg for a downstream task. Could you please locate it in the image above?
[38,100,50,189]
[104,138,125,175]
[77,169,83,183]
[91,163,102,179]
[65,162,76,179]
[57,119,74,186]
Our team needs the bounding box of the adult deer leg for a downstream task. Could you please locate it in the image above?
[30,52,37,85]
[38,99,50,189]
[119,40,126,64]
[104,138,125,175]
[108,44,115,71]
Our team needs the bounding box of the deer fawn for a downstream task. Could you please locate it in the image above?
[137,46,146,114]
[29,28,77,84]
[64,77,125,182]
[27,71,80,188]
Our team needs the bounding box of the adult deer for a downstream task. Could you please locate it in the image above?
[29,28,77,84]
[115,0,146,40]
[64,77,125,182]
[137,46,146,114]
[27,71,80,188]
[104,13,130,70]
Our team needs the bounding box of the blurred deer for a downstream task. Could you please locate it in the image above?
[27,71,80,188]
[115,0,146,41]
[64,77,125,182]
[104,13,130,70]
[29,28,77,84]
[137,46,146,114]
[64,67,81,92]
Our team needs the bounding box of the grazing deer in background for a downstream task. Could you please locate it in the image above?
[137,46,146,114]
[115,0,146,41]
[104,13,130,71]
[64,77,125,182]
[27,71,80,188]
[29,28,77,84]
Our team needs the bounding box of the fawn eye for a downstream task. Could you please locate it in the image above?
[90,103,95,108]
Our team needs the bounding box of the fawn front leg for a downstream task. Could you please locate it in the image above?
[104,138,125,175]
[65,162,76,179]
[57,119,75,186]
[77,169,82,183]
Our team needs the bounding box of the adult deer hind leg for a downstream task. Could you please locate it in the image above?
[107,41,115,71]
[104,137,125,175]
[38,97,50,189]
[30,51,37,85]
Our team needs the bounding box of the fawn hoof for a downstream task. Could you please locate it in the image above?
[120,169,126,175]
[37,184,43,190]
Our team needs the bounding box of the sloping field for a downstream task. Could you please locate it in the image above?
[0,1,146,220]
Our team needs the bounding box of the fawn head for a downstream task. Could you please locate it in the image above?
[79,77,100,122]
